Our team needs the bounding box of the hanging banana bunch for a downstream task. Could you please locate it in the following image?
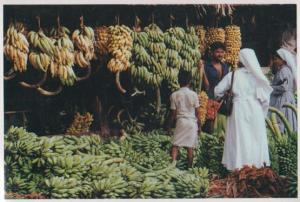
[4,22,29,73]
[72,17,95,68]
[194,25,206,54]
[94,26,109,60]
[49,18,77,86]
[107,25,133,73]
[224,25,241,69]
[198,91,208,126]
[205,27,225,48]
[27,20,55,72]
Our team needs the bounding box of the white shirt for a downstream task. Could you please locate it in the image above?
[170,87,200,119]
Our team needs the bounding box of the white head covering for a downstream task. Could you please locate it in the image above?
[277,48,297,84]
[239,48,273,117]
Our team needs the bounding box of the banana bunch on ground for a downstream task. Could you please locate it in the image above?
[28,29,56,72]
[94,26,109,60]
[107,25,133,73]
[194,25,206,54]
[225,25,241,69]
[205,27,226,48]
[72,26,95,68]
[44,177,81,198]
[198,91,208,126]
[50,26,77,86]
[66,112,93,135]
[4,23,29,72]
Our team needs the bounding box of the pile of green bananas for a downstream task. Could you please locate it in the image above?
[4,126,209,199]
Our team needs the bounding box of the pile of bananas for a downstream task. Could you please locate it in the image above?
[4,23,29,72]
[66,112,94,135]
[27,29,55,72]
[194,25,206,54]
[224,25,241,69]
[94,26,109,60]
[130,23,165,88]
[4,126,209,198]
[107,25,133,73]
[205,27,225,49]
[50,26,77,86]
[198,91,208,126]
[72,26,95,68]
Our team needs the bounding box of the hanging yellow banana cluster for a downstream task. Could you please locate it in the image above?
[194,25,206,54]
[224,25,241,69]
[94,26,109,60]
[72,26,95,68]
[28,29,56,72]
[107,25,133,73]
[197,91,208,126]
[66,112,94,135]
[205,28,225,48]
[4,23,29,72]
[50,26,77,86]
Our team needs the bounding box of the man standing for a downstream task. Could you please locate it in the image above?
[201,42,229,133]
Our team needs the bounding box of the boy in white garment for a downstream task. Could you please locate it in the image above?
[167,70,201,167]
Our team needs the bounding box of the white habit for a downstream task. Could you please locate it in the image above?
[214,48,273,171]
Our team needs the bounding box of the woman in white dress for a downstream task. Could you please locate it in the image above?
[214,48,273,171]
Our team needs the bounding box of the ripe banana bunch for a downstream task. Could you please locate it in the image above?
[198,91,208,126]
[107,25,133,73]
[72,26,95,68]
[224,25,241,69]
[194,25,206,54]
[94,26,109,59]
[28,30,56,72]
[66,112,94,135]
[4,23,29,72]
[205,27,225,48]
[50,27,77,86]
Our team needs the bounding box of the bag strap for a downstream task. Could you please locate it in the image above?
[229,70,235,93]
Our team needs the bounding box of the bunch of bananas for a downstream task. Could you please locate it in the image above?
[205,27,225,48]
[44,177,81,198]
[107,25,133,73]
[130,23,165,88]
[66,112,94,135]
[4,23,29,72]
[198,91,208,126]
[28,29,56,72]
[194,25,206,54]
[94,26,109,60]
[72,26,95,68]
[50,26,77,86]
[225,25,241,69]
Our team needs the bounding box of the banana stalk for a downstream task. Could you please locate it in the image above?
[265,117,276,136]
[156,88,161,113]
[75,65,91,81]
[115,71,127,94]
[37,84,63,96]
[270,112,283,141]
[4,68,17,81]
[282,104,297,119]
[19,71,47,89]
[269,107,293,135]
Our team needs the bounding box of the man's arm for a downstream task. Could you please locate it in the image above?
[167,109,176,134]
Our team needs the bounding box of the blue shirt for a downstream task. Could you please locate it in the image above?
[204,61,229,99]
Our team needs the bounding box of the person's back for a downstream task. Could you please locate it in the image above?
[170,87,198,120]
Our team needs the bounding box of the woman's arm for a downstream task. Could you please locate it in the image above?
[271,70,289,95]
[214,72,231,98]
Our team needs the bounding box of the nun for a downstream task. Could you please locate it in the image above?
[214,48,273,171]
[270,48,297,132]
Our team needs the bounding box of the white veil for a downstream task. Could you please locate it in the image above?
[239,48,273,117]
[277,48,297,85]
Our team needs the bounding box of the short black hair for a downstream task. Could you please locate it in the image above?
[210,41,226,51]
[178,69,192,86]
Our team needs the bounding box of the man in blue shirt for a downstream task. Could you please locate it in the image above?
[203,42,229,99]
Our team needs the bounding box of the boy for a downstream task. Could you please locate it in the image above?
[167,70,201,168]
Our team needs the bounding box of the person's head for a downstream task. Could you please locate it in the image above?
[178,69,192,87]
[272,51,286,68]
[210,41,226,62]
